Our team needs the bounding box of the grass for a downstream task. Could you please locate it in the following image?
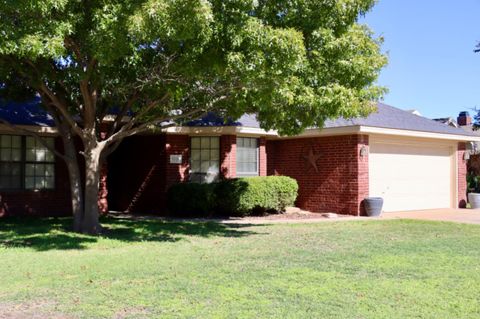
[0,217,480,318]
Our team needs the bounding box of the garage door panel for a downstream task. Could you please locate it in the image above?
[369,141,453,212]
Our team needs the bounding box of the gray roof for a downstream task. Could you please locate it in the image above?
[236,103,478,137]
[0,98,54,126]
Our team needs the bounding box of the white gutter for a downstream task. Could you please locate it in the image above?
[164,125,480,142]
[4,123,476,142]
[0,124,58,135]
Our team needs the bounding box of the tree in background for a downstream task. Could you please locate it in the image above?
[0,0,387,234]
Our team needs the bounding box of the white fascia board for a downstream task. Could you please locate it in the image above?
[102,115,132,123]
[162,126,277,136]
[269,126,360,140]
[0,124,58,135]
[163,124,480,142]
[359,126,480,142]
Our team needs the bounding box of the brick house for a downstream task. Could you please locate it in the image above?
[1,101,479,217]
[434,112,480,176]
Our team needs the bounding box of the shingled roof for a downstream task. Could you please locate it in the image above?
[323,103,479,137]
[0,98,54,127]
[0,99,476,137]
[194,103,477,137]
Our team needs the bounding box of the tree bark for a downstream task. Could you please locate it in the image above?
[47,108,85,233]
[79,140,104,234]
[62,135,84,233]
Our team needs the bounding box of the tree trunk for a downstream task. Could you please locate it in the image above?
[79,142,104,234]
[54,120,85,232]
[66,147,84,232]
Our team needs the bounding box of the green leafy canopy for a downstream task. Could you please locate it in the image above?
[0,0,387,136]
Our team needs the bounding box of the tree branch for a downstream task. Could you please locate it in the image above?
[106,91,139,138]
[38,82,85,138]
[109,93,171,139]
[17,58,85,138]
[104,108,207,146]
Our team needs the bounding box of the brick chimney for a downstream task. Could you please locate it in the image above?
[457,111,472,126]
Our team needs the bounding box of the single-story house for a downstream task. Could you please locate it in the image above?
[434,111,480,176]
[0,100,479,216]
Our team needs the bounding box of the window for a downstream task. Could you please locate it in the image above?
[190,137,220,182]
[0,135,55,190]
[25,137,55,190]
[236,137,258,176]
[0,135,22,189]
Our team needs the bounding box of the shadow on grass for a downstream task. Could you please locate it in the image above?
[0,216,263,251]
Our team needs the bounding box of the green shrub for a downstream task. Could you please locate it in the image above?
[467,173,480,193]
[166,176,299,217]
[166,182,216,217]
[216,176,298,216]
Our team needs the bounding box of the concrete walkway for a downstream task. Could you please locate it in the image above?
[223,209,480,225]
[110,209,480,225]
[382,208,480,225]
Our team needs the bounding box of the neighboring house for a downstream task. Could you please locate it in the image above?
[405,109,423,116]
[435,112,480,176]
[0,100,479,217]
[434,111,475,129]
[434,111,480,154]
[433,117,460,128]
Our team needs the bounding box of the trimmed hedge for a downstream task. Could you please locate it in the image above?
[167,176,298,217]
[166,182,217,217]
[216,176,298,216]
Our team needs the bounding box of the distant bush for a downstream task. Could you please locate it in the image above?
[467,173,480,193]
[166,182,216,217]
[167,176,298,217]
[216,176,299,216]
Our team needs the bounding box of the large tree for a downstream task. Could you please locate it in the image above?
[0,0,387,234]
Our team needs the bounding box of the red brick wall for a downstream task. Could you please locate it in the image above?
[458,142,467,208]
[267,135,368,216]
[97,163,108,214]
[259,137,267,176]
[266,139,276,176]
[357,135,369,215]
[107,134,167,213]
[107,134,190,214]
[1,137,72,217]
[164,134,190,188]
[221,135,236,178]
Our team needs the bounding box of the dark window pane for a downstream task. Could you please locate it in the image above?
[0,162,21,189]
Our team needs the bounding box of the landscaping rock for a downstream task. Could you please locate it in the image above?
[321,213,338,218]
[285,206,302,214]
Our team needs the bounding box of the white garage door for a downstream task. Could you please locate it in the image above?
[369,139,454,212]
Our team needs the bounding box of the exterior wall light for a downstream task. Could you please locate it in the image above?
[360,145,368,157]
[464,151,470,161]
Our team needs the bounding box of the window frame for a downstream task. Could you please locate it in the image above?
[24,136,56,190]
[190,136,220,179]
[0,135,23,190]
[0,134,56,191]
[236,137,259,177]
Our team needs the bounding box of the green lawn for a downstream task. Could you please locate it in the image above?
[0,217,479,318]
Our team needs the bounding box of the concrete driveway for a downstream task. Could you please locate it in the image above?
[382,208,480,225]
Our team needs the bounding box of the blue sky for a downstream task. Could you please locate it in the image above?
[361,0,480,119]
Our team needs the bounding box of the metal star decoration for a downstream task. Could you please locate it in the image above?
[303,147,321,173]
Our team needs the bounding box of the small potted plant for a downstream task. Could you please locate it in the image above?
[467,173,480,209]
[363,197,384,217]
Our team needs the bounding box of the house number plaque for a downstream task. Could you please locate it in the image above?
[169,154,182,164]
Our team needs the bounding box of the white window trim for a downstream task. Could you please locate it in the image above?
[236,137,259,177]
[190,136,220,183]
